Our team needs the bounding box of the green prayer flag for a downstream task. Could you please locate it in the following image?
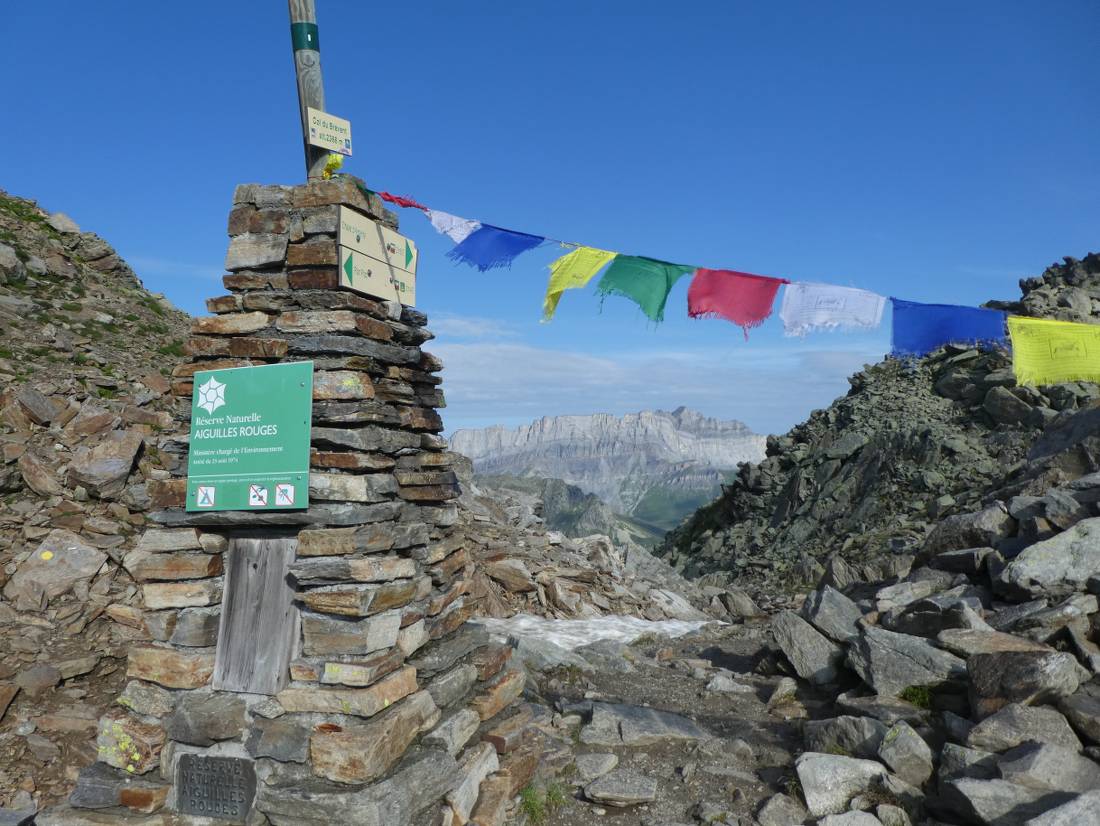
[595,255,694,323]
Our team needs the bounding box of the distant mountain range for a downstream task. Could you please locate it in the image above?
[450,407,767,533]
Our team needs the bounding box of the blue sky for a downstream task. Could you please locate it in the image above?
[3,1,1098,434]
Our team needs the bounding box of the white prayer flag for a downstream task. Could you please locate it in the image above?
[425,209,481,245]
[779,282,887,336]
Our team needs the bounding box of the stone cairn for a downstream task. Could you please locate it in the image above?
[64,179,533,826]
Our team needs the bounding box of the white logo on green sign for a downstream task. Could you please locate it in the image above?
[197,376,227,414]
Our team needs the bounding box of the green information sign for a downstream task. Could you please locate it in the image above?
[185,362,314,512]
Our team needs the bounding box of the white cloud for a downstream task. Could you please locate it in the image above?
[425,312,520,341]
[433,340,886,435]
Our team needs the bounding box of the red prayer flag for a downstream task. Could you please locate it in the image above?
[378,191,428,211]
[688,269,789,339]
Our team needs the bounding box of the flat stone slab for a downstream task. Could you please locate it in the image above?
[585,769,658,807]
[580,702,709,747]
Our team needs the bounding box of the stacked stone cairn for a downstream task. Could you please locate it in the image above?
[61,179,537,825]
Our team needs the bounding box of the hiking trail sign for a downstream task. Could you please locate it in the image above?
[306,106,352,156]
[337,206,417,305]
[186,362,314,512]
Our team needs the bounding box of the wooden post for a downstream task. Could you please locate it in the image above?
[289,0,329,180]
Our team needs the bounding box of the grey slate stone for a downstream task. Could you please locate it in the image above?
[997,518,1100,599]
[166,692,247,746]
[939,743,999,783]
[757,793,808,826]
[967,704,1082,753]
[804,716,889,759]
[877,721,933,786]
[938,778,1073,826]
[997,741,1100,793]
[800,585,864,643]
[968,651,1085,718]
[794,752,888,817]
[244,716,310,763]
[847,625,966,696]
[771,610,844,685]
[584,769,657,807]
[1023,790,1100,826]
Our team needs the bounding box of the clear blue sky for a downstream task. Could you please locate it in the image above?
[4,1,1097,434]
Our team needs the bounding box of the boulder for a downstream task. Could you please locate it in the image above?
[984,386,1034,426]
[757,792,808,826]
[938,778,1072,826]
[939,743,999,783]
[771,610,845,685]
[923,503,1015,557]
[967,704,1082,753]
[847,625,966,696]
[967,651,1085,718]
[800,585,864,643]
[574,753,618,784]
[997,518,1100,599]
[68,430,144,499]
[804,716,889,759]
[877,721,933,786]
[3,530,107,608]
[997,741,1100,793]
[1058,692,1100,744]
[1023,791,1100,826]
[794,752,888,817]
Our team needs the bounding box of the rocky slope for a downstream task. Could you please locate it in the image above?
[661,253,1100,597]
[0,190,190,811]
[451,407,766,530]
[474,473,664,547]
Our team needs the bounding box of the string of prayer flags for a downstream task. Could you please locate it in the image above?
[378,191,428,211]
[891,299,1007,357]
[779,282,887,337]
[446,224,546,272]
[688,269,789,339]
[426,209,482,245]
[1007,316,1100,386]
[596,256,694,323]
[543,246,618,320]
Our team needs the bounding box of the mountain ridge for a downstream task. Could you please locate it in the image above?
[450,406,766,527]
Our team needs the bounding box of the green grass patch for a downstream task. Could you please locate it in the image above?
[157,341,185,357]
[898,685,933,709]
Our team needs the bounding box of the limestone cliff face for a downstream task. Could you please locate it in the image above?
[450,407,767,523]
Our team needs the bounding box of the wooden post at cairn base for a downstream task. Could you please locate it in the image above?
[289,0,330,180]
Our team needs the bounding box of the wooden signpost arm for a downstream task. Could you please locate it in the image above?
[288,0,329,180]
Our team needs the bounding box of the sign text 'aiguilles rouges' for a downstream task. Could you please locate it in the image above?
[185,362,313,512]
[337,206,418,305]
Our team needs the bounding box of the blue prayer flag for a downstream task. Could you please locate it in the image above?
[446,224,545,272]
[891,298,1007,357]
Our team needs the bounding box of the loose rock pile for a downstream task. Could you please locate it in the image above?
[661,253,1100,599]
[758,464,1100,825]
[0,192,189,812]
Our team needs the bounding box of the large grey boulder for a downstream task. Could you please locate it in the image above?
[2,530,107,609]
[804,716,889,759]
[997,518,1100,599]
[968,651,1085,718]
[1058,692,1100,745]
[967,704,1082,753]
[820,813,883,826]
[938,778,1073,826]
[772,610,844,685]
[1023,790,1100,826]
[801,585,863,644]
[847,625,966,696]
[997,741,1100,793]
[939,743,998,783]
[877,721,933,786]
[794,752,888,816]
[757,792,808,826]
[923,503,1015,557]
[580,702,708,747]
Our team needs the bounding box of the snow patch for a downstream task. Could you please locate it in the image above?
[471,613,713,651]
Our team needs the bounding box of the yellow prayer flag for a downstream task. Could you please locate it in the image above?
[1008,315,1100,386]
[542,246,617,320]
